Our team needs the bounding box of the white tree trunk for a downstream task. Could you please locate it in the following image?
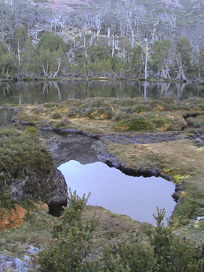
[53,58,61,78]
[176,65,187,81]
[144,38,148,80]
[17,42,21,66]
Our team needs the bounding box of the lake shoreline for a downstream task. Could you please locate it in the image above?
[0,76,203,85]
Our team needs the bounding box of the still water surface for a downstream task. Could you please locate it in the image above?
[0,80,203,105]
[58,160,175,225]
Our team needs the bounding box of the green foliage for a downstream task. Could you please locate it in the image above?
[89,45,110,63]
[0,128,54,184]
[115,117,154,131]
[0,188,15,210]
[21,36,36,75]
[176,36,192,68]
[151,40,171,72]
[37,189,99,272]
[85,107,113,120]
[103,208,203,272]
[103,234,155,271]
[25,126,37,134]
[50,112,62,119]
[131,45,143,76]
[36,188,203,272]
[0,48,17,77]
[53,118,71,130]
[199,46,204,76]
[13,26,29,52]
[149,208,202,272]
[36,32,66,53]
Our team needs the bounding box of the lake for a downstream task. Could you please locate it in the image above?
[0,80,203,105]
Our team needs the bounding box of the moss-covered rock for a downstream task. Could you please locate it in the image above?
[0,128,67,213]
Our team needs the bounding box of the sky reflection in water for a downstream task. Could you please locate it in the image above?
[58,160,175,225]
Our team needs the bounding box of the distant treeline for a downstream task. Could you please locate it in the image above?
[1,29,204,81]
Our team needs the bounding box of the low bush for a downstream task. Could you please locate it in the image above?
[103,208,204,272]
[115,117,154,131]
[37,195,204,272]
[50,112,62,119]
[37,190,99,272]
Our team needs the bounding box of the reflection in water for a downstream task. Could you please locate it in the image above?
[0,80,203,105]
[0,109,15,128]
[58,160,175,225]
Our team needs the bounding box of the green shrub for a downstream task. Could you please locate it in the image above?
[53,118,71,130]
[149,208,203,272]
[85,107,113,120]
[102,208,203,272]
[103,234,155,271]
[44,103,58,109]
[50,112,62,119]
[67,107,82,117]
[0,128,54,183]
[25,126,37,134]
[37,189,99,272]
[113,111,130,121]
[115,117,154,131]
[132,104,152,113]
[0,188,15,210]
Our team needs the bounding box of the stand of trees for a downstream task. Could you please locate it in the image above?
[0,0,204,81]
[0,29,202,81]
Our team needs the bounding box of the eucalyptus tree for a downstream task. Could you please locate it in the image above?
[21,36,36,76]
[176,36,192,81]
[131,45,143,77]
[151,39,171,79]
[36,32,67,77]
[199,46,204,77]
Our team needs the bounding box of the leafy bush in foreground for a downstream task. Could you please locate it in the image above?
[38,193,204,272]
[37,189,99,272]
[103,208,203,272]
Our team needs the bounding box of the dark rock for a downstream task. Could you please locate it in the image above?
[9,169,67,216]
[48,170,68,216]
[172,192,179,202]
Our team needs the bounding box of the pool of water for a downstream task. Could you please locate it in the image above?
[58,160,175,225]
[0,80,203,105]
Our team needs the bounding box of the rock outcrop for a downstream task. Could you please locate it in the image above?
[0,128,67,216]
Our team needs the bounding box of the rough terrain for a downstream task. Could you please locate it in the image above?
[0,96,204,270]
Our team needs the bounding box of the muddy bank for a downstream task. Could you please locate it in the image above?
[41,130,99,167]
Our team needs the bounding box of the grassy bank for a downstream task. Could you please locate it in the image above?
[0,96,204,262]
[9,97,204,231]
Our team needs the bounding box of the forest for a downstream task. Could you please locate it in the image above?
[0,0,204,81]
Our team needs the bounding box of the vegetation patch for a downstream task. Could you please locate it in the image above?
[37,192,204,272]
[0,128,54,182]
[0,127,56,205]
[114,117,154,131]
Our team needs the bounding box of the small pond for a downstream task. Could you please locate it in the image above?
[58,159,175,225]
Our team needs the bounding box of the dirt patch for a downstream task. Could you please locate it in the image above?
[0,205,27,231]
